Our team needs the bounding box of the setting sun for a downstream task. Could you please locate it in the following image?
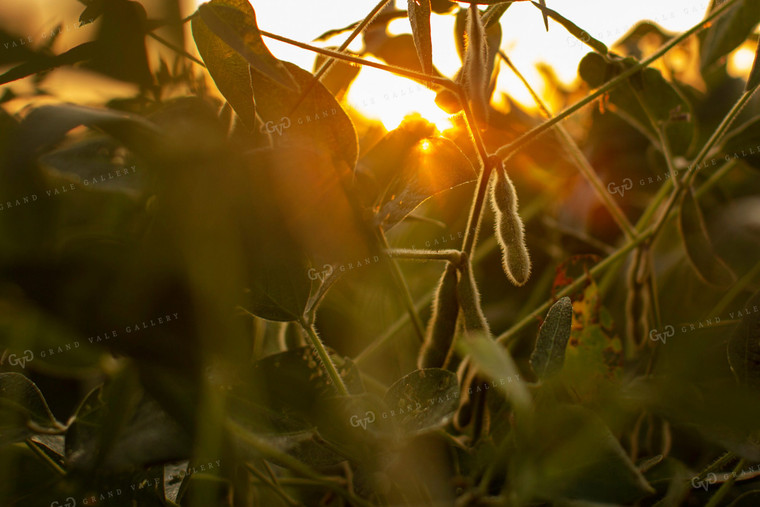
[345,60,455,132]
[3,0,760,505]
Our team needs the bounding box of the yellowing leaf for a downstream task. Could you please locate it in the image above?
[561,279,623,400]
[191,3,256,128]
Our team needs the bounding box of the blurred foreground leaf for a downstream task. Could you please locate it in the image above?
[511,404,655,504]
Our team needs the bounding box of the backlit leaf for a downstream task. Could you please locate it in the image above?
[374,136,477,230]
[197,1,297,91]
[408,0,433,75]
[561,279,624,401]
[727,290,760,390]
[0,373,62,445]
[700,0,760,70]
[191,1,257,128]
[250,62,359,169]
[383,368,459,434]
[530,296,573,379]
[578,53,695,155]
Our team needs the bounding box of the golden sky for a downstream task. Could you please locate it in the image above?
[5,0,750,129]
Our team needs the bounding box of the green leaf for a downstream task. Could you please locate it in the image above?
[241,346,364,422]
[196,1,297,91]
[721,116,760,169]
[379,137,476,229]
[561,279,624,401]
[359,126,476,230]
[0,373,62,445]
[263,429,347,468]
[511,404,655,504]
[578,53,696,155]
[530,296,573,379]
[191,2,257,129]
[65,381,191,473]
[678,186,736,288]
[0,444,62,505]
[16,103,162,161]
[407,0,433,75]
[700,0,760,70]
[383,368,459,435]
[457,333,532,414]
[727,290,760,390]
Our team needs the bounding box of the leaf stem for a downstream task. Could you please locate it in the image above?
[228,421,372,507]
[646,88,756,240]
[289,0,392,114]
[377,229,427,342]
[705,458,746,507]
[245,463,300,506]
[458,87,495,258]
[386,248,463,264]
[147,32,206,67]
[498,50,636,240]
[496,228,653,346]
[24,439,65,476]
[299,321,349,396]
[492,0,742,162]
[259,30,456,90]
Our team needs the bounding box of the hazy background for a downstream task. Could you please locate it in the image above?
[3,0,754,129]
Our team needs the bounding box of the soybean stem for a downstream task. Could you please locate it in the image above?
[300,321,349,396]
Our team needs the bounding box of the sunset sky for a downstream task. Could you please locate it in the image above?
[3,0,751,129]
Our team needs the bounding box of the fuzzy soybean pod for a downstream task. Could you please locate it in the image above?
[418,263,460,369]
[462,2,489,123]
[456,255,491,336]
[490,161,531,287]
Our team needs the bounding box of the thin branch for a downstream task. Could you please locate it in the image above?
[377,229,426,342]
[386,248,463,264]
[496,229,653,346]
[259,30,456,90]
[245,463,300,506]
[498,50,637,240]
[646,88,757,240]
[148,32,206,67]
[299,321,349,396]
[492,0,742,162]
[289,0,392,114]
